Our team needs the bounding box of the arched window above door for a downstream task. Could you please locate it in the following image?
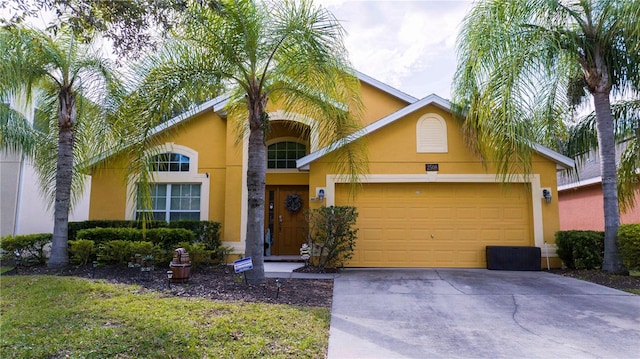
[267,141,306,169]
[149,152,190,172]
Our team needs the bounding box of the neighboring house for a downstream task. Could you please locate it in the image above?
[0,97,91,237]
[558,148,640,231]
[89,72,573,268]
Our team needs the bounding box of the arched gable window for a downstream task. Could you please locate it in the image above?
[149,152,190,172]
[267,141,306,169]
[416,114,448,153]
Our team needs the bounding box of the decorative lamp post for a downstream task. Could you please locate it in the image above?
[92,261,98,278]
[166,270,173,290]
[14,251,21,273]
[275,278,283,299]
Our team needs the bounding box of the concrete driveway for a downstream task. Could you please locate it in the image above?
[328,269,640,359]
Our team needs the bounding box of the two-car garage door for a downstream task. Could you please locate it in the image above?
[335,182,533,268]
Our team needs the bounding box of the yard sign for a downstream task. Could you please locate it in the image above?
[233,257,253,273]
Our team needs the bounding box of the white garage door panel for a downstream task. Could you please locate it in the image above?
[337,182,533,267]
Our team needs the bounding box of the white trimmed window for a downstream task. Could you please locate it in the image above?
[136,183,201,221]
[149,152,190,172]
[267,141,306,169]
[417,114,448,153]
[127,143,209,221]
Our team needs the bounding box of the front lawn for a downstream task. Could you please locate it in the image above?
[0,276,330,358]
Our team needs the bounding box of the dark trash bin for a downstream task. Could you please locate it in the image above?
[486,246,541,271]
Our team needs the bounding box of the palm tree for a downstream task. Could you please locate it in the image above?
[566,99,639,213]
[0,25,122,268]
[127,0,364,284]
[452,0,639,273]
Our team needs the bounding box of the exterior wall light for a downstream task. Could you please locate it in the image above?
[317,188,325,202]
[542,189,552,204]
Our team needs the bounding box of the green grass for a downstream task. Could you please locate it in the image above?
[0,276,330,358]
[0,266,13,274]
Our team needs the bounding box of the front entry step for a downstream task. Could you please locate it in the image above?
[264,255,303,262]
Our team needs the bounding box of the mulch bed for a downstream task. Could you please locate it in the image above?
[4,264,334,308]
[548,268,640,292]
[6,265,638,308]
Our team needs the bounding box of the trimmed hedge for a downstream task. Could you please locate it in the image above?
[69,220,221,248]
[77,227,195,249]
[555,230,604,269]
[76,228,142,245]
[145,228,196,249]
[68,220,168,241]
[618,224,640,271]
[0,233,52,265]
[75,227,198,265]
[168,221,222,250]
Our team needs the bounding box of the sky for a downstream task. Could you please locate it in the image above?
[316,0,474,99]
[0,0,473,100]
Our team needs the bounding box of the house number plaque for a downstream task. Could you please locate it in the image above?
[425,163,439,172]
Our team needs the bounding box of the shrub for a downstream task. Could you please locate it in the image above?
[146,228,195,250]
[169,221,222,250]
[307,206,358,270]
[68,239,96,266]
[128,241,155,258]
[618,224,640,271]
[97,240,155,265]
[76,228,142,245]
[69,220,221,241]
[68,220,169,241]
[0,233,52,265]
[555,230,604,269]
[98,240,132,264]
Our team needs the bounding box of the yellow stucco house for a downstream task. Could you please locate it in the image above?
[89,72,574,268]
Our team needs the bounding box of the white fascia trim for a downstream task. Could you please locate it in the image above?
[532,143,575,169]
[297,94,451,168]
[146,94,229,138]
[88,94,230,167]
[355,70,418,103]
[297,97,574,172]
[325,173,547,250]
[558,176,602,191]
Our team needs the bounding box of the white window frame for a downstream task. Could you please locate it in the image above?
[126,143,209,221]
[136,183,202,221]
[266,137,308,172]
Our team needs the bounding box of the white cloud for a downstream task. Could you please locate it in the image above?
[317,0,472,98]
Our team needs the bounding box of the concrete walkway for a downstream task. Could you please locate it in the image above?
[328,268,640,359]
[263,261,336,279]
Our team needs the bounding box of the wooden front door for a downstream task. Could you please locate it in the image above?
[265,185,309,255]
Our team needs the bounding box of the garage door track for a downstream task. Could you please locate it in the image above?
[328,269,640,358]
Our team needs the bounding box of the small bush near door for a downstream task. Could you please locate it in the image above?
[618,224,640,272]
[555,230,604,269]
[306,206,358,271]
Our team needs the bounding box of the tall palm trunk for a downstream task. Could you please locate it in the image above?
[593,91,623,273]
[48,88,76,268]
[244,96,267,284]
